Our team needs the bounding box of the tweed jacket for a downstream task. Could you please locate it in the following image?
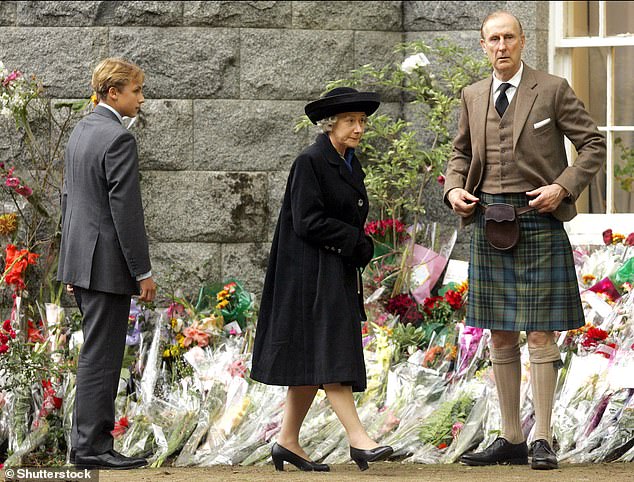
[443,64,605,224]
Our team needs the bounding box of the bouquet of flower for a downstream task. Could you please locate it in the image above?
[194,280,254,330]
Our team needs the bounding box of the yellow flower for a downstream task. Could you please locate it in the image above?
[216,290,229,301]
[162,349,171,358]
[216,299,229,310]
[0,213,18,236]
[90,93,98,106]
[612,233,625,244]
[176,333,185,348]
[582,274,597,285]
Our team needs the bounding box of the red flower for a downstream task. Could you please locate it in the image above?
[0,344,8,354]
[422,296,443,315]
[3,244,39,290]
[602,229,613,245]
[111,416,129,439]
[438,442,448,449]
[27,320,45,343]
[626,233,634,246]
[582,326,609,348]
[444,290,463,310]
[0,333,7,344]
[2,319,10,331]
[437,174,446,185]
[386,294,421,324]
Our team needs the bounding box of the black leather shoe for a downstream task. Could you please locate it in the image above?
[349,445,393,471]
[271,442,329,472]
[74,449,147,470]
[460,437,528,466]
[531,439,558,470]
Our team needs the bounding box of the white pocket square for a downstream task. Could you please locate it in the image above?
[533,118,551,129]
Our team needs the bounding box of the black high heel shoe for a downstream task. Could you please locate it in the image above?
[271,442,330,472]
[350,445,394,471]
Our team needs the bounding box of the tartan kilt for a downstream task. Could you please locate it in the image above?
[466,192,585,332]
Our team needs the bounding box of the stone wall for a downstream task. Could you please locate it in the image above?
[0,1,549,298]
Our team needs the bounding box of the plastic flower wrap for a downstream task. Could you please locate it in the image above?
[553,353,611,456]
[379,363,447,457]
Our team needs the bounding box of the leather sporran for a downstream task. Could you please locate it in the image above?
[483,203,521,251]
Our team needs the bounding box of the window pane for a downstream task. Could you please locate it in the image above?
[613,132,634,213]
[615,47,634,126]
[564,1,599,37]
[607,1,634,36]
[571,47,607,126]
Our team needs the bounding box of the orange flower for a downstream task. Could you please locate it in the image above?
[423,345,443,367]
[3,244,39,290]
[582,274,597,285]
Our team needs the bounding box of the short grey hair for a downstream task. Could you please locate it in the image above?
[316,115,338,133]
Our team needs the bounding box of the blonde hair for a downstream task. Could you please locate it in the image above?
[91,58,144,101]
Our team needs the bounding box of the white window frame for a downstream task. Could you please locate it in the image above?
[550,1,634,243]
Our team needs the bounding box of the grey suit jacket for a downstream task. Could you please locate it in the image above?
[443,64,606,225]
[57,105,151,295]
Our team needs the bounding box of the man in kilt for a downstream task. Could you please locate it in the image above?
[444,11,605,470]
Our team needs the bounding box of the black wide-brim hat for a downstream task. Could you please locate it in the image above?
[304,87,381,124]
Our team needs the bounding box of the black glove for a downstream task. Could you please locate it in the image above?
[348,233,374,268]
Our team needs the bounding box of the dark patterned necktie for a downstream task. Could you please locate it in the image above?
[495,82,512,117]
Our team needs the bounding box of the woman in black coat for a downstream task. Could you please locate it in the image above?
[250,87,393,472]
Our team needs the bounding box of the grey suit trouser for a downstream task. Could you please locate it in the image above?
[72,287,131,456]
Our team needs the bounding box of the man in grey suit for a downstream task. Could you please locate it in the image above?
[58,58,157,470]
[444,12,604,470]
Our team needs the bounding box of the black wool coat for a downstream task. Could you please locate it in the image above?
[250,133,372,392]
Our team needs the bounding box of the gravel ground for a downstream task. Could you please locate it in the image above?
[97,461,634,482]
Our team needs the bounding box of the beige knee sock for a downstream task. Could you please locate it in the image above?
[490,344,524,444]
[528,343,561,445]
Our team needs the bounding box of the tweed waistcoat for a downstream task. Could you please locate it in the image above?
[480,94,535,194]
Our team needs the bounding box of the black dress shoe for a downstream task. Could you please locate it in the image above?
[460,437,528,466]
[349,445,393,471]
[74,449,147,470]
[531,439,558,470]
[270,442,330,472]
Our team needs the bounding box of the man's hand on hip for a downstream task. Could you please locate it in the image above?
[526,184,568,213]
[138,277,157,302]
[447,188,479,218]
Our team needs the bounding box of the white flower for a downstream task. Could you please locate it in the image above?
[1,107,11,119]
[401,52,430,74]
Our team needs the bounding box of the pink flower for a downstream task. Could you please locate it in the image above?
[452,421,464,439]
[182,325,210,348]
[602,229,613,245]
[229,359,247,378]
[167,302,184,319]
[626,233,634,246]
[5,177,19,188]
[2,70,21,86]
